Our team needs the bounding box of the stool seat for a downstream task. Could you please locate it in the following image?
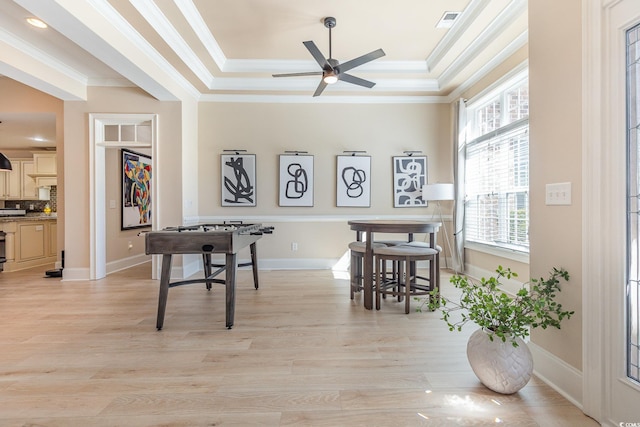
[348,241,388,252]
[374,240,411,246]
[374,245,438,257]
[398,241,443,252]
[374,244,440,314]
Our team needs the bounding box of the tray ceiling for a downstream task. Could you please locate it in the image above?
[0,0,527,102]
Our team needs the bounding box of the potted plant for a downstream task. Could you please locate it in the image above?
[422,266,574,394]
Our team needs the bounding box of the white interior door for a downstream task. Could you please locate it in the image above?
[608,0,640,423]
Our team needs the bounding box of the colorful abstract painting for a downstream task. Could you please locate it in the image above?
[122,149,152,229]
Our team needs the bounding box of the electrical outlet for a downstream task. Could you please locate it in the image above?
[29,204,34,210]
[291,242,298,251]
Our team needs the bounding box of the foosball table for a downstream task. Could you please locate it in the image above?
[144,222,273,330]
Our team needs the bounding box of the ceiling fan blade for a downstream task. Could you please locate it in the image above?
[338,48,386,73]
[272,71,323,77]
[303,41,333,70]
[339,73,376,88]
[313,80,328,97]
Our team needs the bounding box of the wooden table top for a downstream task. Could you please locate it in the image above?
[347,219,441,233]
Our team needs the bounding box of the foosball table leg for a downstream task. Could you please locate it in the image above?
[156,254,173,330]
[250,242,259,289]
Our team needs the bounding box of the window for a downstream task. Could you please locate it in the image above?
[464,73,529,253]
[626,22,640,383]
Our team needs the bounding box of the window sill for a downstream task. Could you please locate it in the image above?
[464,241,530,264]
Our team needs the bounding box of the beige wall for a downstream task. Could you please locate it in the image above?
[529,0,583,370]
[198,102,453,261]
[64,86,182,273]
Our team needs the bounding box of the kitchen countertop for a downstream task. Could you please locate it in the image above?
[0,214,57,222]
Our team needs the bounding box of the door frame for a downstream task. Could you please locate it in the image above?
[583,0,640,424]
[89,113,157,280]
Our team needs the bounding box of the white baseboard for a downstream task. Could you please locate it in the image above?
[176,257,342,279]
[61,267,90,281]
[106,254,151,275]
[529,341,583,409]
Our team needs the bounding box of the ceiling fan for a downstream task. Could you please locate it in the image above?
[272,17,385,97]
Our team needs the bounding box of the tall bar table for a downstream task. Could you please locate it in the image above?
[347,219,441,310]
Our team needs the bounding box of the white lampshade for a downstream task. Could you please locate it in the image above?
[422,183,454,201]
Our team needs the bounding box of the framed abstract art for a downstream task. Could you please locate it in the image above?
[121,149,152,229]
[279,154,314,207]
[336,155,371,207]
[392,156,427,207]
[221,153,256,207]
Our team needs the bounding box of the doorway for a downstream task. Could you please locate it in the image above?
[89,113,157,280]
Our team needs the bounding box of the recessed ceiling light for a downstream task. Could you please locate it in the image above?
[26,17,48,29]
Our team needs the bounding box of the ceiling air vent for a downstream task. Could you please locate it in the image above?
[437,11,461,28]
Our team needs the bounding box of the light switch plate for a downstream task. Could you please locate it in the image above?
[545,182,571,205]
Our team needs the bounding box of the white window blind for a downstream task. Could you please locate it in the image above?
[465,75,529,253]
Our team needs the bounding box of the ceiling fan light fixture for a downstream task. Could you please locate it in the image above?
[323,73,338,84]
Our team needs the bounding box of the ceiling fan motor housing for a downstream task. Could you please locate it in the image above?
[323,17,336,28]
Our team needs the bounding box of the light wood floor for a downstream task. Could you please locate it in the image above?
[0,263,598,426]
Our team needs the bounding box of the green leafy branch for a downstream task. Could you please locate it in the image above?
[420,266,574,347]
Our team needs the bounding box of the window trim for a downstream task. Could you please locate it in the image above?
[464,70,529,254]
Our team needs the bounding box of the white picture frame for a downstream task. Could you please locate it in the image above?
[221,154,256,207]
[279,154,314,207]
[336,155,371,207]
[393,156,427,207]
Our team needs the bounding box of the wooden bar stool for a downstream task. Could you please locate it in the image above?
[349,241,387,299]
[374,245,439,314]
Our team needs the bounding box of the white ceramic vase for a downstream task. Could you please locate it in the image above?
[466,328,534,394]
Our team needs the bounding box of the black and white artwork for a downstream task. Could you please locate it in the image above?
[279,155,313,207]
[221,154,256,207]
[336,155,371,207]
[393,156,427,207]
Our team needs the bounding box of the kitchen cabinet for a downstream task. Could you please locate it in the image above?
[18,223,45,260]
[0,217,57,271]
[21,161,37,199]
[6,164,21,199]
[29,153,57,187]
[33,152,57,174]
[48,222,57,257]
[0,159,30,200]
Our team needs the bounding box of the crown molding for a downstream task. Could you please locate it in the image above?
[82,0,199,100]
[445,33,528,103]
[209,77,439,92]
[0,27,88,85]
[426,0,492,72]
[199,93,447,104]
[175,0,227,71]
[438,0,527,88]
[130,0,214,88]
[225,59,429,74]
